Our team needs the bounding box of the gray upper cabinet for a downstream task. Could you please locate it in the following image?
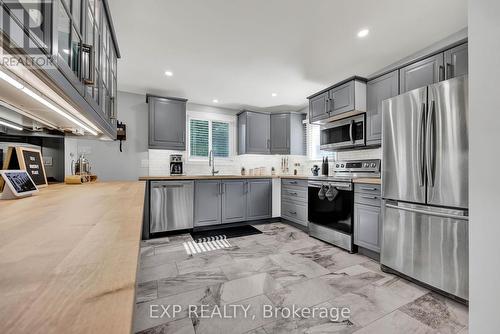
[309,92,329,123]
[194,180,222,227]
[400,53,444,93]
[0,0,120,138]
[366,70,399,146]
[330,81,355,115]
[238,111,270,154]
[308,77,367,124]
[444,43,468,79]
[222,180,247,223]
[246,179,272,220]
[270,113,290,154]
[147,95,187,150]
[270,113,306,155]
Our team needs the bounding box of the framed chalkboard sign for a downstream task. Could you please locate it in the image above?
[16,147,48,188]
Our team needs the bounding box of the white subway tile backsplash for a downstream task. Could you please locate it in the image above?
[147,148,380,177]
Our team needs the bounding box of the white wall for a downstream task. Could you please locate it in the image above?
[469,1,500,333]
[65,91,149,181]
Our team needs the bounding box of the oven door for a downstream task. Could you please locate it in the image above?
[308,181,354,234]
[320,114,365,150]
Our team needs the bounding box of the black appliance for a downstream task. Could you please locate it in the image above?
[308,159,380,252]
[169,154,183,175]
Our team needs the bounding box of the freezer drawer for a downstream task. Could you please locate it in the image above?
[150,181,194,232]
[381,201,468,300]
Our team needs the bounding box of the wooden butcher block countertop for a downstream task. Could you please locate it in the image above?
[0,182,145,334]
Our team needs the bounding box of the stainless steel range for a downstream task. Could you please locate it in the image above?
[308,159,380,252]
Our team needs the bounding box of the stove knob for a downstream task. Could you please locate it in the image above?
[336,164,339,168]
[341,164,345,168]
[370,163,376,168]
[364,163,369,167]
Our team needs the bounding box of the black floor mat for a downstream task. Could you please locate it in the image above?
[191,225,262,242]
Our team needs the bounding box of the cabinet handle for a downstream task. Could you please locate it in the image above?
[439,65,445,81]
[267,139,270,149]
[329,98,334,113]
[288,210,297,215]
[289,192,298,196]
[360,187,377,191]
[82,44,94,85]
[289,181,298,185]
[325,98,329,113]
[446,63,453,79]
[360,195,378,200]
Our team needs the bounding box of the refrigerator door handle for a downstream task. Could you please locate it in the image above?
[417,103,426,187]
[426,100,436,187]
[385,203,469,221]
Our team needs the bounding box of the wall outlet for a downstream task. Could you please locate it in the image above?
[141,159,149,168]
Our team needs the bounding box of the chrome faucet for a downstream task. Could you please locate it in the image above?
[209,150,219,176]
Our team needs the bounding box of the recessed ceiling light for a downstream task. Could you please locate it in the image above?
[164,71,173,77]
[357,29,370,38]
[212,99,218,103]
[271,93,277,97]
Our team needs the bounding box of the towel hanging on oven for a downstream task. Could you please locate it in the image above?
[325,185,339,201]
[318,185,326,200]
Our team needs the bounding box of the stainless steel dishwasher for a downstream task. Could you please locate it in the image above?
[150,181,194,233]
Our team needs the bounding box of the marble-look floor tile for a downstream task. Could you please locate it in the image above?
[138,262,178,284]
[221,256,281,280]
[269,252,309,268]
[137,280,158,304]
[274,238,323,253]
[290,243,341,261]
[157,268,228,298]
[330,277,428,327]
[353,310,437,334]
[176,254,234,275]
[223,243,277,260]
[141,245,155,258]
[135,317,195,334]
[141,247,193,269]
[134,285,221,332]
[243,326,267,334]
[220,273,282,304]
[311,251,371,273]
[267,276,342,308]
[319,265,385,295]
[192,294,276,334]
[280,260,331,280]
[400,292,468,334]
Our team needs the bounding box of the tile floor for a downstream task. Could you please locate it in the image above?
[133,222,468,334]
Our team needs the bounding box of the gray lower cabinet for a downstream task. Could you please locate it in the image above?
[195,179,271,227]
[147,95,187,150]
[222,180,247,223]
[366,70,399,145]
[194,180,222,227]
[444,43,468,79]
[400,53,444,93]
[246,179,272,220]
[354,183,382,252]
[238,111,270,154]
[309,91,330,123]
[270,113,306,155]
[354,204,381,252]
[280,179,308,227]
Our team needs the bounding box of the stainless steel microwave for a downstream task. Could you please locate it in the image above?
[320,114,366,150]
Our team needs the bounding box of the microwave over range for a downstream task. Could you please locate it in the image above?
[320,114,366,150]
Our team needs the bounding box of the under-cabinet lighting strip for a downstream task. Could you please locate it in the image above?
[0,70,98,136]
[0,119,23,131]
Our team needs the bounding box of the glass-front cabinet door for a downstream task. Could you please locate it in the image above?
[1,0,52,55]
[83,0,101,111]
[54,0,85,93]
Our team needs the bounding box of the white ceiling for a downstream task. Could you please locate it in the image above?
[108,0,467,111]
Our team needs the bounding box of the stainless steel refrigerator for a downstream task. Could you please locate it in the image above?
[381,75,469,301]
